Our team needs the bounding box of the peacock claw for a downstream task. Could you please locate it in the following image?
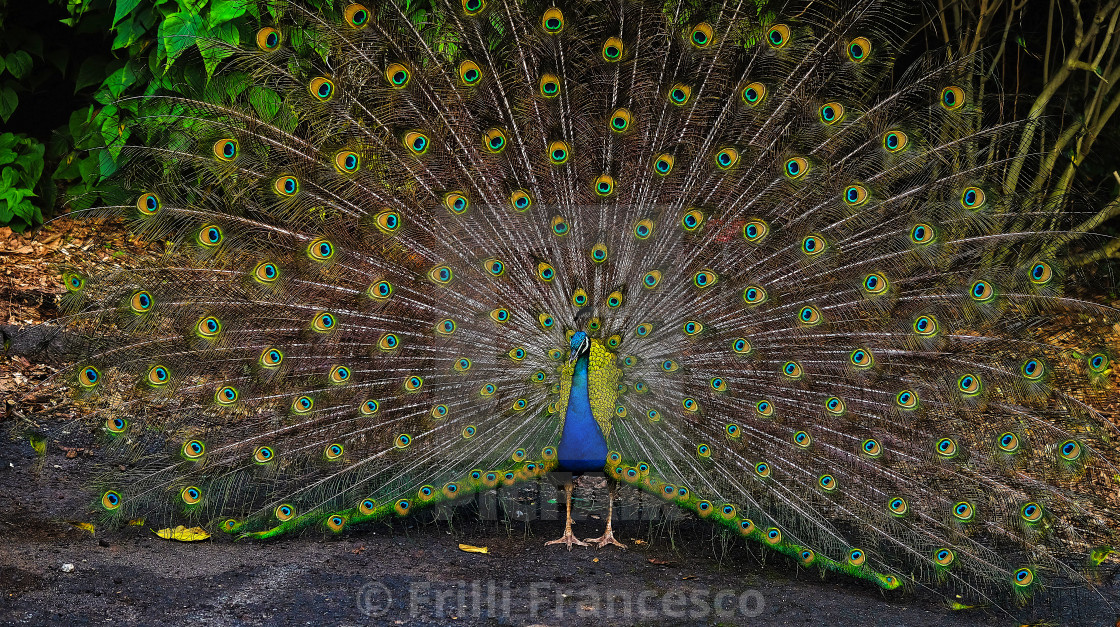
[585,529,627,549]
[546,531,590,550]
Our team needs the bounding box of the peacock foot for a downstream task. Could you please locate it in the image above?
[585,527,627,549]
[545,530,589,550]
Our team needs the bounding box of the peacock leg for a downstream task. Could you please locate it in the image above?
[545,482,589,549]
[584,480,627,549]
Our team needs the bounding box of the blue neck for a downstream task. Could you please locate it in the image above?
[557,354,608,473]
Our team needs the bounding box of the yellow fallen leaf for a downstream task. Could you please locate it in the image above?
[154,525,211,541]
[69,522,96,535]
[128,518,145,526]
[458,543,488,554]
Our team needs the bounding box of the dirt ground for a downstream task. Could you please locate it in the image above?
[2,220,1120,626]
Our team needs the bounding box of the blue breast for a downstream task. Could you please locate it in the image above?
[557,354,608,472]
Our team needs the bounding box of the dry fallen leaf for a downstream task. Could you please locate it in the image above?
[458,543,489,554]
[154,525,211,541]
[648,558,675,565]
[69,522,96,535]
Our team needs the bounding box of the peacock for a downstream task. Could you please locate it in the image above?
[23,0,1120,608]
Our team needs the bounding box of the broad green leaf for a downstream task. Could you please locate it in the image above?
[249,85,280,121]
[114,0,144,26]
[75,57,110,93]
[104,64,139,98]
[208,0,247,28]
[4,52,32,80]
[0,87,18,123]
[160,11,204,68]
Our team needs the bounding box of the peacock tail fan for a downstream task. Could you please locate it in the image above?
[33,0,1120,607]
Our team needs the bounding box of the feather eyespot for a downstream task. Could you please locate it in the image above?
[652,153,674,175]
[461,0,485,15]
[960,186,986,209]
[1029,261,1054,285]
[741,82,766,106]
[359,499,377,516]
[334,150,360,173]
[101,490,122,510]
[259,347,283,368]
[951,501,975,522]
[380,331,403,349]
[909,223,935,245]
[482,128,506,153]
[275,504,295,522]
[136,192,161,216]
[681,209,705,231]
[767,24,790,49]
[1021,502,1043,523]
[458,60,482,86]
[214,386,238,406]
[609,108,631,133]
[361,400,379,415]
[742,218,768,242]
[329,365,351,384]
[213,139,238,161]
[784,157,808,178]
[146,365,171,387]
[692,269,717,288]
[848,548,867,566]
[781,361,803,379]
[1059,439,1082,461]
[895,389,918,409]
[819,102,844,125]
[850,348,874,369]
[940,86,965,110]
[957,373,982,396]
[403,131,430,155]
[428,264,454,285]
[883,130,908,152]
[797,305,822,325]
[343,4,369,28]
[309,77,334,101]
[254,446,275,463]
[311,311,337,333]
[934,548,955,566]
[913,314,938,336]
[510,189,532,211]
[642,270,662,288]
[690,22,713,48]
[668,83,691,105]
[715,148,739,169]
[106,417,127,433]
[997,432,1020,453]
[969,280,995,301]
[255,27,282,51]
[755,400,773,417]
[292,395,314,413]
[539,73,560,97]
[182,439,205,459]
[541,8,564,33]
[602,37,623,61]
[79,364,102,387]
[818,474,836,491]
[274,175,299,197]
[444,191,469,214]
[843,184,868,206]
[801,234,824,256]
[594,174,616,196]
[847,37,870,62]
[548,140,570,164]
[369,280,392,300]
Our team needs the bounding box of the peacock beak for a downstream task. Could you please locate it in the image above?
[568,346,578,365]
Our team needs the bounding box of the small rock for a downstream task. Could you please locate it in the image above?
[61,563,75,573]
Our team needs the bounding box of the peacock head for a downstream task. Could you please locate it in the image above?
[569,331,590,364]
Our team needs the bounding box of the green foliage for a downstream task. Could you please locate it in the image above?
[0,133,45,232]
